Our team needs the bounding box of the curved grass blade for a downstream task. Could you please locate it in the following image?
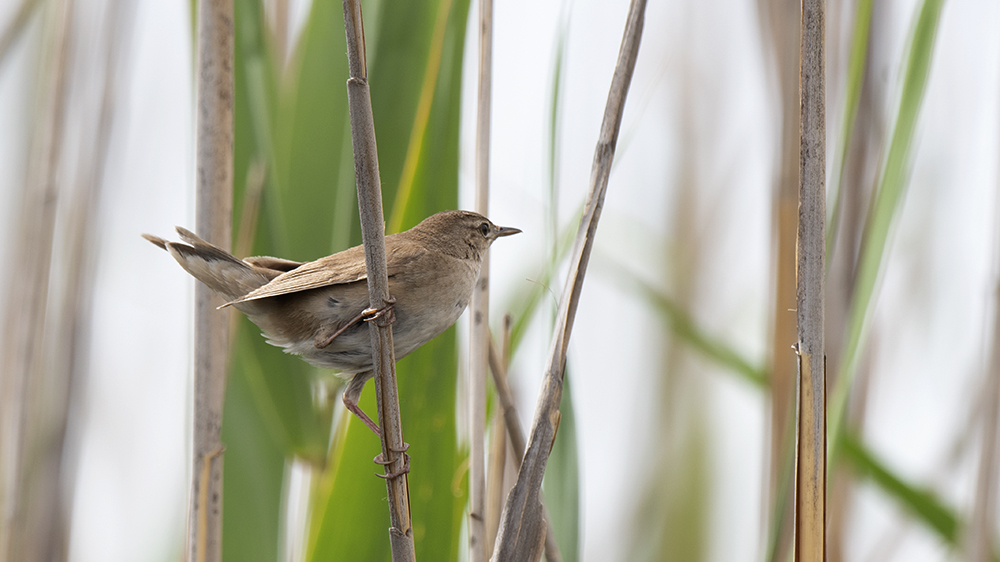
[613,266,767,388]
[829,0,946,462]
[841,432,959,544]
[614,259,969,553]
[506,205,581,355]
[826,0,873,261]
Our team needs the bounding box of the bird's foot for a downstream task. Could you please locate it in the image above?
[374,443,410,479]
[362,296,396,326]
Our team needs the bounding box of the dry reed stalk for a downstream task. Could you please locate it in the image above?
[963,19,1000,562]
[0,1,72,559]
[485,319,511,554]
[487,337,526,462]
[45,1,136,558]
[469,0,494,559]
[755,0,799,556]
[966,183,1000,562]
[189,0,234,560]
[486,337,562,562]
[485,399,507,553]
[795,0,827,560]
[490,1,645,559]
[341,1,414,559]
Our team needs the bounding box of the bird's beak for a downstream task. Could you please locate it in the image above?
[493,226,522,239]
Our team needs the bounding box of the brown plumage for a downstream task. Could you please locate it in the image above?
[144,210,520,434]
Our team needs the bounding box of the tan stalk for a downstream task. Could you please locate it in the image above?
[794,0,827,560]
[46,1,136,558]
[486,314,520,552]
[756,0,800,557]
[341,1,414,560]
[469,0,493,559]
[0,1,72,560]
[490,1,645,559]
[189,0,235,560]
[485,395,507,554]
[966,172,1000,562]
[485,319,511,554]
[487,337,526,461]
[487,337,562,562]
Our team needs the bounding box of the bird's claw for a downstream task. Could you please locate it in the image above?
[363,296,396,326]
[374,447,410,479]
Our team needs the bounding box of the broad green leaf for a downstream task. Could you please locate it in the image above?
[231,0,332,466]
[307,390,389,561]
[303,0,471,559]
[221,326,286,562]
[271,0,354,258]
[307,329,467,561]
[222,0,362,560]
[374,0,470,232]
[221,2,334,561]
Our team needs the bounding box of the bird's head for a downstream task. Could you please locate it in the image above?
[409,210,521,261]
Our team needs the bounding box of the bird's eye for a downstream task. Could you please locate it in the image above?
[478,222,490,237]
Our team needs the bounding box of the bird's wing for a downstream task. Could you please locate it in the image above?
[242,256,305,273]
[222,241,426,307]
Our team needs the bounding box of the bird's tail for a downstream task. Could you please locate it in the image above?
[142,227,276,302]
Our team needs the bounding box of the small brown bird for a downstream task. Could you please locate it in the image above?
[144,210,520,435]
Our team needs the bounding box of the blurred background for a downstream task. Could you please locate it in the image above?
[0,0,998,561]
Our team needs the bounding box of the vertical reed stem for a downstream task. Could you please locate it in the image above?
[189,1,234,560]
[469,0,493,559]
[795,0,826,559]
[342,1,414,559]
[490,1,646,559]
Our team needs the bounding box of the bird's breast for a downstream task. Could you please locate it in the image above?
[388,254,481,356]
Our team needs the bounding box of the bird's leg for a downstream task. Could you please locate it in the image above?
[362,295,396,326]
[362,295,407,476]
[316,295,396,349]
[342,372,380,436]
[314,308,367,349]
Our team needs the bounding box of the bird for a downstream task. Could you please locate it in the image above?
[143,210,520,436]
